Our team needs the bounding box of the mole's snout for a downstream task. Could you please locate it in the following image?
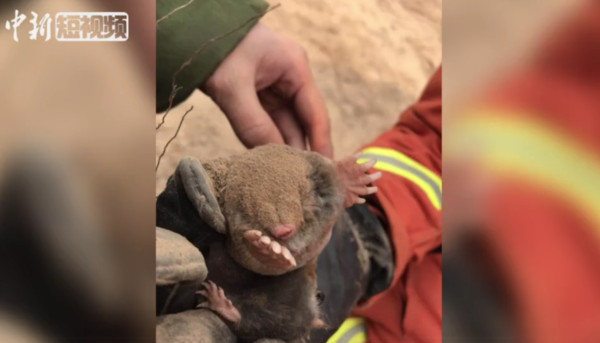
[272,224,296,240]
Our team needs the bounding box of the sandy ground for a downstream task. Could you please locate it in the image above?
[155,0,442,192]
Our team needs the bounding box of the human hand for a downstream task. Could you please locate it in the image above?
[202,23,333,158]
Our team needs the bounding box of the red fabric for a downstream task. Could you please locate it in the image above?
[474,3,600,342]
[485,184,600,342]
[352,68,442,343]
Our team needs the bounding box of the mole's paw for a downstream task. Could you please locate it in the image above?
[243,230,297,269]
[335,155,382,208]
[196,281,241,323]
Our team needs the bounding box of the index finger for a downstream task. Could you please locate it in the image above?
[215,83,286,149]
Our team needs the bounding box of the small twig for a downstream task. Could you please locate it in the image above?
[156,85,182,131]
[157,0,195,25]
[156,105,194,171]
[159,4,281,122]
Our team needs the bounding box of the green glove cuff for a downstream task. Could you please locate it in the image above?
[156,0,269,112]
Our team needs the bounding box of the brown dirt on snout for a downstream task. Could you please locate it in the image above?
[222,146,312,230]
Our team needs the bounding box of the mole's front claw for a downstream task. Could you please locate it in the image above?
[244,230,297,270]
[335,155,382,208]
[244,230,262,242]
[196,281,241,324]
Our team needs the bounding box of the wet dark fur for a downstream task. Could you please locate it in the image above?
[205,240,318,343]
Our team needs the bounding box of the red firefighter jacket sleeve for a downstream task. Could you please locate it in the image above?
[352,68,442,343]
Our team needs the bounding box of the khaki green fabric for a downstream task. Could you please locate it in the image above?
[156,0,269,112]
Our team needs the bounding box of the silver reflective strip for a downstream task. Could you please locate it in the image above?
[337,322,366,343]
[360,153,442,205]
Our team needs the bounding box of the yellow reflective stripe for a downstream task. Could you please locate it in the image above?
[358,147,442,210]
[357,158,442,210]
[362,147,442,188]
[450,108,600,230]
[327,317,367,343]
[348,332,367,343]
